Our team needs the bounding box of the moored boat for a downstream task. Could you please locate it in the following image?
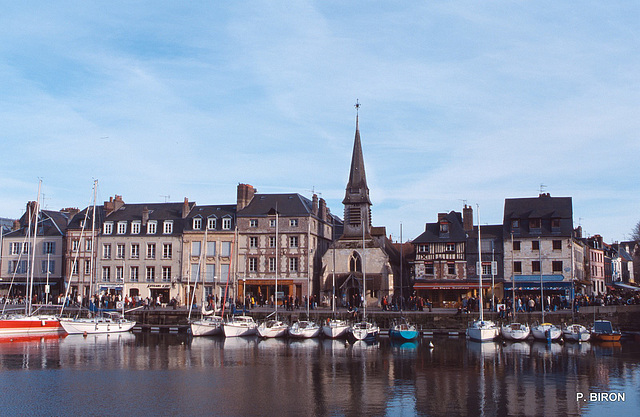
[0,314,64,336]
[257,319,289,338]
[500,322,530,341]
[288,320,321,339]
[322,318,350,339]
[389,318,419,341]
[590,320,621,342]
[467,320,499,342]
[223,315,257,337]
[562,324,590,342]
[531,322,562,341]
[349,320,379,342]
[191,315,224,337]
[59,311,135,335]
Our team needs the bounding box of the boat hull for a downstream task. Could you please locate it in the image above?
[59,318,136,335]
[467,320,499,342]
[322,320,350,339]
[501,323,530,341]
[562,325,590,342]
[350,322,380,342]
[191,317,223,336]
[0,315,64,336]
[289,321,321,339]
[257,321,289,338]
[223,316,258,337]
[531,323,562,341]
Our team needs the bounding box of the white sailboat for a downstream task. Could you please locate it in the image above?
[59,181,135,335]
[222,315,257,337]
[0,181,64,336]
[530,238,561,341]
[561,238,589,342]
[348,220,379,342]
[190,228,223,337]
[257,209,288,338]
[466,205,499,342]
[501,232,530,341]
[322,236,349,339]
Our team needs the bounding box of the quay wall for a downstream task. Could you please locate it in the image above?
[125,304,640,332]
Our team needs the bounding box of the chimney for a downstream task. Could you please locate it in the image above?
[142,206,149,226]
[574,226,582,239]
[12,220,20,231]
[237,183,256,211]
[182,197,190,218]
[319,198,327,220]
[104,195,125,216]
[463,205,473,232]
[437,213,447,222]
[312,194,319,215]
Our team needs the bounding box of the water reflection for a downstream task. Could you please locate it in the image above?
[0,334,637,416]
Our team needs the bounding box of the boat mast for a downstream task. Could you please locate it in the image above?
[511,232,516,319]
[362,218,366,320]
[307,214,311,318]
[27,180,42,316]
[477,204,483,322]
[275,209,278,317]
[89,180,97,312]
[539,236,544,322]
[400,223,403,312]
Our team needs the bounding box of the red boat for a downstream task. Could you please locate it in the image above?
[0,315,64,336]
[590,320,622,342]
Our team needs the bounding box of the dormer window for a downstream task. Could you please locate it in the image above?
[103,222,113,235]
[222,217,232,230]
[439,222,449,233]
[511,219,520,229]
[131,221,141,234]
[193,217,202,230]
[207,217,216,230]
[551,218,560,229]
[117,221,127,234]
[529,218,541,230]
[147,221,157,234]
[163,220,173,234]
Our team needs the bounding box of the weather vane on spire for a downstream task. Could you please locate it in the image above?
[354,99,361,115]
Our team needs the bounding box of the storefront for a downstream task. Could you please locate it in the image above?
[148,284,171,305]
[503,275,574,299]
[413,281,491,308]
[241,279,298,305]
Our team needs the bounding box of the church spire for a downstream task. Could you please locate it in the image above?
[342,100,372,238]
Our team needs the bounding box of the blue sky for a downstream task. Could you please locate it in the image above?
[1,1,638,243]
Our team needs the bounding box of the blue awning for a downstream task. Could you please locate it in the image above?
[504,281,572,291]
[613,282,640,291]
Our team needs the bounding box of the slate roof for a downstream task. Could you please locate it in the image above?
[102,202,195,236]
[412,211,467,244]
[66,206,106,230]
[4,209,69,238]
[184,204,237,232]
[503,194,573,237]
[237,194,316,218]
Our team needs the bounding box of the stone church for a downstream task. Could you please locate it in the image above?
[320,112,402,308]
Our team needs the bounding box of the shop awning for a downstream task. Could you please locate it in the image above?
[414,282,491,290]
[613,282,640,291]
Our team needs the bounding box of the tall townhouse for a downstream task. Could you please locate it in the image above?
[64,205,105,302]
[95,196,193,304]
[236,184,335,306]
[503,193,575,300]
[181,204,236,307]
[0,201,70,301]
[585,235,606,296]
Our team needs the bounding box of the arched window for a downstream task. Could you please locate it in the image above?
[349,252,362,272]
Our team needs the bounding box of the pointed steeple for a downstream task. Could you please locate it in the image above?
[341,101,372,239]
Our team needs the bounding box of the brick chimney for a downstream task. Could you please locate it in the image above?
[237,184,256,211]
[312,194,319,215]
[104,195,124,216]
[12,220,20,231]
[437,213,447,222]
[463,205,473,232]
[182,197,190,218]
[142,206,149,226]
[319,198,327,221]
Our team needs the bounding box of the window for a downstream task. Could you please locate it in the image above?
[72,240,79,252]
[43,241,56,254]
[289,236,299,248]
[131,221,141,234]
[163,243,172,259]
[146,267,155,282]
[513,261,522,274]
[439,223,449,233]
[117,221,127,234]
[482,263,491,276]
[248,258,258,272]
[532,261,541,273]
[221,241,231,257]
[116,244,125,259]
[446,243,455,252]
[425,262,434,275]
[71,260,78,275]
[22,242,29,254]
[205,264,215,282]
[116,266,124,282]
[9,242,21,255]
[511,219,520,229]
[552,240,562,250]
[130,266,139,282]
[163,221,173,234]
[207,217,216,230]
[102,244,111,259]
[349,253,362,272]
[147,243,156,259]
[84,260,91,275]
[193,217,202,230]
[269,257,276,272]
[162,266,171,282]
[418,244,430,253]
[532,240,540,251]
[206,241,216,256]
[131,243,140,259]
[191,241,201,257]
[104,222,113,234]
[269,219,276,227]
[191,263,201,280]
[348,207,361,225]
[447,263,456,275]
[250,219,258,228]
[85,239,92,251]
[220,264,230,282]
[41,260,54,274]
[290,219,299,227]
[513,240,521,251]
[289,257,299,272]
[249,237,258,248]
[269,236,276,248]
[222,218,231,230]
[102,267,111,282]
[529,218,541,230]
[551,218,560,229]
[147,221,157,234]
[552,261,563,273]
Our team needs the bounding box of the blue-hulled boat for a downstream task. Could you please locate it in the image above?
[389,318,420,341]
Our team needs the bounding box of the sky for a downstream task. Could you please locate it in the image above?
[1,1,638,243]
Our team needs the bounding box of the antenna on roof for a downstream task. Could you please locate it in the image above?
[160,195,170,203]
[539,184,547,194]
[306,186,322,198]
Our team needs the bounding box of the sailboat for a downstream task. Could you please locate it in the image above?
[59,180,135,335]
[322,236,350,339]
[466,205,499,342]
[0,181,64,336]
[389,225,418,341]
[348,220,379,342]
[258,209,288,338]
[501,233,530,341]
[530,238,561,341]
[562,242,589,342]
[190,229,223,337]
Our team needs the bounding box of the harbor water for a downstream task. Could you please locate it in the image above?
[0,333,638,416]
